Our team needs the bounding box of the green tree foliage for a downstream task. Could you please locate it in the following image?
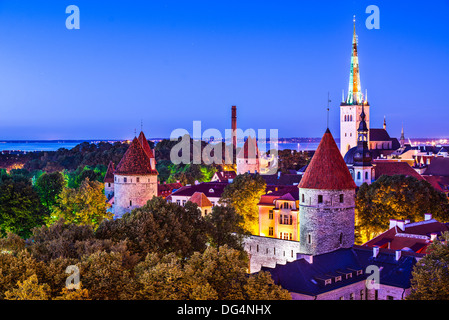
[49,178,112,229]
[34,172,65,211]
[219,173,267,235]
[355,175,449,244]
[204,205,248,251]
[96,197,209,259]
[0,179,48,238]
[133,246,291,300]
[408,232,449,300]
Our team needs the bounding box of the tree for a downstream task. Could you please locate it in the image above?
[96,197,209,259]
[49,178,112,229]
[219,173,267,234]
[0,179,48,238]
[355,175,449,244]
[205,205,247,251]
[408,232,449,300]
[34,171,65,211]
[4,274,51,300]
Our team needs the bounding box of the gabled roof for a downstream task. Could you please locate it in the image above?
[213,171,237,182]
[104,161,115,183]
[237,136,259,159]
[157,182,182,197]
[363,217,449,254]
[424,157,449,177]
[298,129,356,190]
[373,161,424,181]
[369,128,391,142]
[189,192,213,207]
[114,137,158,176]
[170,182,228,198]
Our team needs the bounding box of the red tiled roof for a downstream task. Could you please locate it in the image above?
[189,192,213,207]
[373,161,424,181]
[158,182,182,197]
[138,131,156,163]
[298,129,357,190]
[104,161,115,183]
[424,157,449,176]
[114,137,158,176]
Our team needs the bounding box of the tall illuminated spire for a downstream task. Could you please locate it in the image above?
[346,16,363,105]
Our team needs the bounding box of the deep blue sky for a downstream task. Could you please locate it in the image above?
[0,0,448,140]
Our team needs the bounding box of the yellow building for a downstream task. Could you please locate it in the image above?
[257,186,299,241]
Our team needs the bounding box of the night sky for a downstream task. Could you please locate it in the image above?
[0,0,448,140]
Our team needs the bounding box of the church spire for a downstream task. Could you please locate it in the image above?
[345,16,363,105]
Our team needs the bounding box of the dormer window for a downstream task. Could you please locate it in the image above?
[209,188,214,193]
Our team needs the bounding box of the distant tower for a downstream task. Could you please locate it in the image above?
[383,116,386,130]
[236,136,260,175]
[232,106,237,150]
[113,133,158,218]
[400,124,405,147]
[104,161,115,200]
[298,128,357,256]
[340,16,370,156]
[352,106,373,186]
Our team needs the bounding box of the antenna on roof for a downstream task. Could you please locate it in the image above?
[134,128,137,137]
[141,119,143,132]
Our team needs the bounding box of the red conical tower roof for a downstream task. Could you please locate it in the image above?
[104,161,115,183]
[114,137,158,175]
[138,131,155,160]
[299,129,356,190]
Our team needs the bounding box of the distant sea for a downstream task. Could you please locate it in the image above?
[0,140,105,152]
[1,138,443,153]
[0,140,324,153]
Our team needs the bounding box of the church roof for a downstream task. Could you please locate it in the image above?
[104,161,115,183]
[369,128,391,142]
[114,137,158,176]
[298,129,357,190]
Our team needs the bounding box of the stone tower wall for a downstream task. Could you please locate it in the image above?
[113,174,158,218]
[299,188,355,256]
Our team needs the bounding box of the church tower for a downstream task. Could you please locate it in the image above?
[298,128,357,256]
[353,105,373,186]
[340,16,370,156]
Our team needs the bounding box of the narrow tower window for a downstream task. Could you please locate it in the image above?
[318,195,323,204]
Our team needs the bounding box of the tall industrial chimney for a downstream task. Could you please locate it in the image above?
[232,105,237,149]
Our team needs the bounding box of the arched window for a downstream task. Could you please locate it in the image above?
[365,172,369,180]
[357,172,361,180]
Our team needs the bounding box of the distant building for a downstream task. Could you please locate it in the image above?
[168,182,228,208]
[236,136,260,175]
[210,170,236,183]
[363,213,449,254]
